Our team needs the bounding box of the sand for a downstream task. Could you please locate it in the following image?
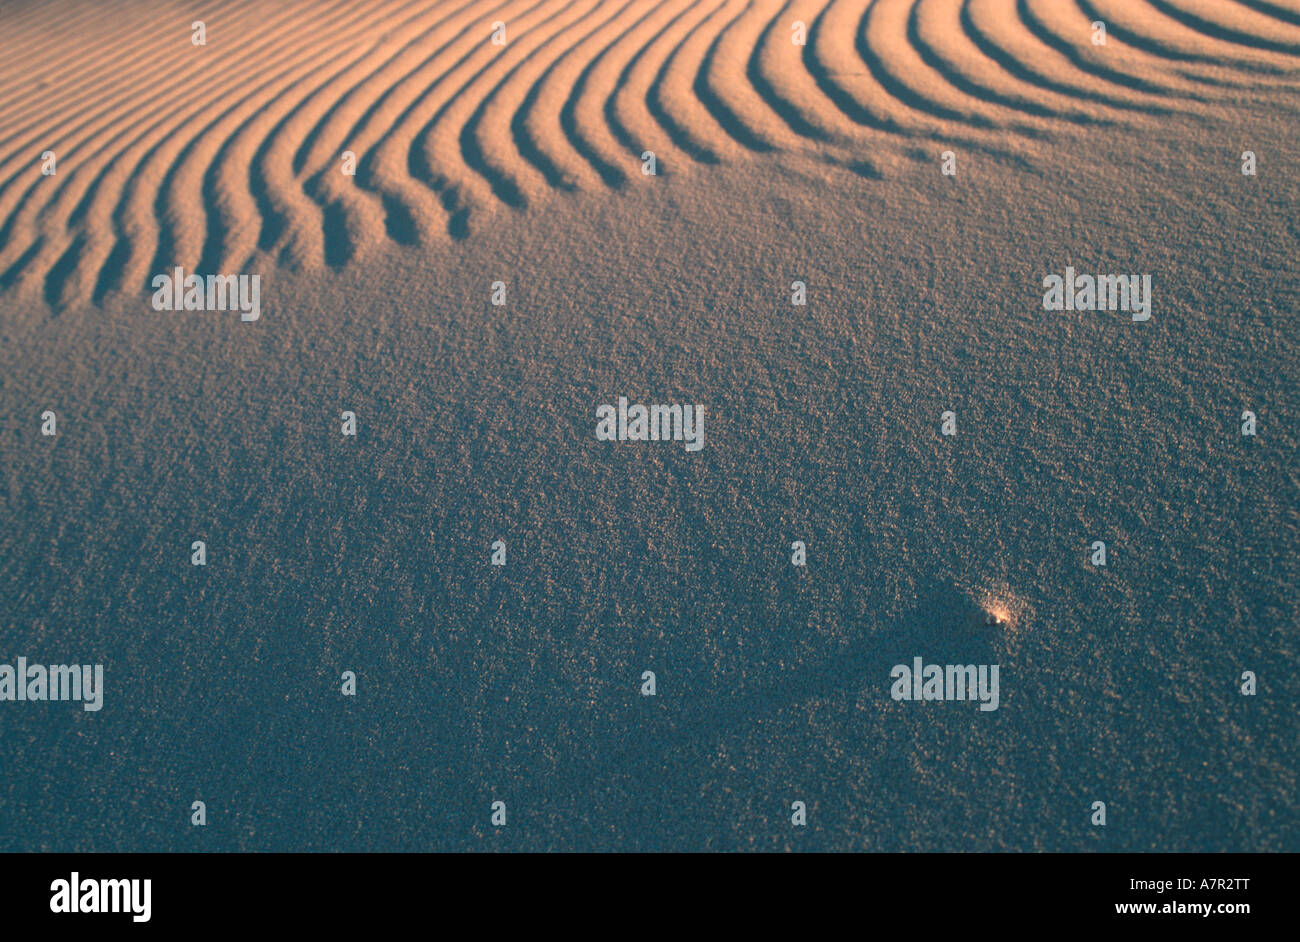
[0,0,1297,851]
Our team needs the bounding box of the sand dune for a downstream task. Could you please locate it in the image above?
[2,0,1297,855]
[0,0,1297,306]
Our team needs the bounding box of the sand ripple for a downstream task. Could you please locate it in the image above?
[0,0,1297,306]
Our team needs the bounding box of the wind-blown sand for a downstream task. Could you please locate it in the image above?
[0,0,1297,851]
